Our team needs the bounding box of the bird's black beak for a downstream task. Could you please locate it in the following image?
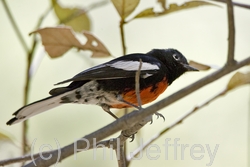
[183,64,199,71]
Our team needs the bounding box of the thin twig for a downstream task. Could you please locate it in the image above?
[1,0,31,155]
[22,5,53,155]
[1,0,29,53]
[22,50,33,154]
[119,12,128,165]
[211,0,250,9]
[226,0,236,65]
[135,59,143,108]
[116,145,126,167]
[248,88,250,167]
[119,58,144,166]
[123,108,128,166]
[35,6,53,30]
[86,0,109,12]
[120,19,127,55]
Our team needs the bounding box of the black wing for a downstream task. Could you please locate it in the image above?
[55,53,162,85]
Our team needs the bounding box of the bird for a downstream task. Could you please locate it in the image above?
[7,48,198,125]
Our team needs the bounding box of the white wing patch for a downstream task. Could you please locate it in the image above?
[109,61,159,71]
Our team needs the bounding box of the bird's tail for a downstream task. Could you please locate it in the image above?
[7,91,72,125]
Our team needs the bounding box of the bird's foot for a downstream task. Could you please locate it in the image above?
[149,112,165,124]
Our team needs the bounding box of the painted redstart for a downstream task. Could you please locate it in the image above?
[7,48,198,125]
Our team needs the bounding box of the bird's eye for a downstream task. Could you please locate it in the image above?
[173,54,180,61]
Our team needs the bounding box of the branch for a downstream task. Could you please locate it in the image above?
[127,88,228,161]
[0,154,39,166]
[0,112,152,166]
[211,0,250,9]
[226,0,236,65]
[17,56,249,166]
[1,57,249,167]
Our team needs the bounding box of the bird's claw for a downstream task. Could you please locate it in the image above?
[150,117,153,124]
[122,133,136,142]
[149,113,165,124]
[154,112,165,122]
[129,134,135,142]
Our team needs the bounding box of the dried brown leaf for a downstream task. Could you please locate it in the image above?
[52,0,90,32]
[189,60,211,71]
[111,0,140,19]
[82,31,111,58]
[227,71,250,90]
[30,27,111,58]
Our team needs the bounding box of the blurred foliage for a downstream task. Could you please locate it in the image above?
[52,0,91,32]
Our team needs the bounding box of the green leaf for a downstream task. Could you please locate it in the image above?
[52,0,91,32]
[227,71,250,91]
[111,0,140,19]
[132,1,219,20]
[133,8,155,18]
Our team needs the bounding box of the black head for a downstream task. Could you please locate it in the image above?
[148,48,198,85]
